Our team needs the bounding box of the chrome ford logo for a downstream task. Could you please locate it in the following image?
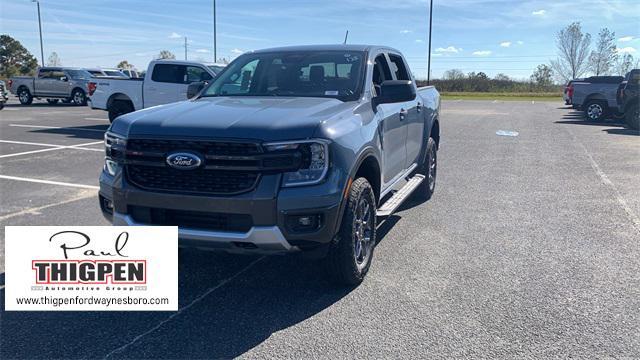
[166,152,202,170]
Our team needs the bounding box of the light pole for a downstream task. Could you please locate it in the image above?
[213,0,217,63]
[33,0,44,66]
[427,0,433,85]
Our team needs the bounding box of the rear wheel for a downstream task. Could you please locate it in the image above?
[46,99,59,105]
[584,100,607,122]
[325,177,377,285]
[625,103,639,130]
[415,137,437,200]
[18,88,33,105]
[108,100,134,122]
[72,89,87,106]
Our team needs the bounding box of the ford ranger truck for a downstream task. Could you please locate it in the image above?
[100,45,441,284]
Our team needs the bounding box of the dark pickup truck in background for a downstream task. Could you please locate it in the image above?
[100,45,441,285]
[571,76,624,122]
[616,69,639,130]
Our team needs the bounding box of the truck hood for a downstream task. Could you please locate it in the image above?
[110,96,355,141]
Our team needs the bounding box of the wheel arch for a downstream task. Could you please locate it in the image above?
[107,93,133,109]
[583,94,607,107]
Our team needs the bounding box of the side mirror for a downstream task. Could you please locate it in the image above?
[187,81,205,99]
[373,80,416,108]
[60,76,68,82]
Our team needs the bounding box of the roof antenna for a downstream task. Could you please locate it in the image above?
[343,30,349,44]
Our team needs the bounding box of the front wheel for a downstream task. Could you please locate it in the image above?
[625,103,639,130]
[18,88,33,105]
[585,100,607,122]
[72,89,87,106]
[0,101,4,110]
[325,177,377,285]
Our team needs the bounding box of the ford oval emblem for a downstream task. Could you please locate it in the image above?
[166,152,202,170]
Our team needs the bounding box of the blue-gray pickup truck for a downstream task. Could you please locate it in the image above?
[100,45,441,284]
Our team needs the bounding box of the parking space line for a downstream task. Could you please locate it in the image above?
[0,189,97,221]
[84,117,108,121]
[0,175,99,190]
[103,256,266,359]
[9,124,106,132]
[0,140,103,159]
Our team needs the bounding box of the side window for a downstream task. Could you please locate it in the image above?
[218,59,259,95]
[50,70,65,80]
[38,69,49,79]
[186,66,213,83]
[388,54,410,81]
[151,64,187,84]
[372,54,392,96]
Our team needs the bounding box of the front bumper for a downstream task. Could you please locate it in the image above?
[99,167,345,254]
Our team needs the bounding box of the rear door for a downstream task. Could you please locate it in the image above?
[34,68,53,95]
[49,69,70,96]
[145,63,187,108]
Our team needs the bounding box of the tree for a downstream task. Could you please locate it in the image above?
[494,73,511,81]
[47,52,62,66]
[614,53,634,76]
[0,35,38,79]
[443,69,464,80]
[156,50,176,60]
[531,64,554,86]
[117,60,133,69]
[550,22,591,82]
[588,28,617,76]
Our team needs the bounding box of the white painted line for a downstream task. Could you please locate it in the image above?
[103,256,266,359]
[0,139,66,148]
[84,117,107,121]
[3,108,19,111]
[9,124,106,133]
[0,140,103,159]
[0,174,99,190]
[0,189,97,221]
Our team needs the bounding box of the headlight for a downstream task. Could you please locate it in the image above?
[104,131,127,150]
[104,132,127,176]
[265,139,330,187]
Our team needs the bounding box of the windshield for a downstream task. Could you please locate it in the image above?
[202,50,365,101]
[66,69,93,79]
[207,65,225,75]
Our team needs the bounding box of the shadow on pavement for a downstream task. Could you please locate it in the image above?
[603,128,640,136]
[0,213,404,358]
[27,125,109,140]
[4,102,83,108]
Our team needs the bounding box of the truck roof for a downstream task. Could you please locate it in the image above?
[251,44,400,54]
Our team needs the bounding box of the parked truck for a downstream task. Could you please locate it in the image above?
[617,69,640,130]
[8,67,95,105]
[0,80,8,110]
[571,75,624,121]
[89,60,225,121]
[100,45,441,284]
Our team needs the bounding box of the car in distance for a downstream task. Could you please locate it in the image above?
[617,69,640,130]
[86,68,128,78]
[8,67,94,105]
[100,45,441,284]
[89,59,221,121]
[0,80,8,109]
[119,68,141,78]
[571,75,624,121]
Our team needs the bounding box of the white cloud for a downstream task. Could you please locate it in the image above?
[472,50,492,56]
[617,47,637,54]
[168,32,181,39]
[500,41,511,48]
[400,30,412,34]
[435,46,461,53]
[532,9,546,16]
[231,48,244,54]
[619,36,634,42]
[195,48,209,53]
[415,39,424,43]
[517,40,524,45]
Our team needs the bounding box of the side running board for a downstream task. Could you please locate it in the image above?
[376,174,425,217]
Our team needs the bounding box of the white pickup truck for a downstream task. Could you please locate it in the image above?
[89,60,225,121]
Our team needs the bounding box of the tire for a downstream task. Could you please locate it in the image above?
[71,89,87,106]
[108,100,134,122]
[584,100,607,122]
[0,101,4,110]
[625,103,640,130]
[46,99,59,105]
[415,137,437,200]
[61,98,71,104]
[325,177,377,285]
[18,87,33,105]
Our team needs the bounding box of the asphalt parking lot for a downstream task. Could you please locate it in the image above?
[1,98,639,358]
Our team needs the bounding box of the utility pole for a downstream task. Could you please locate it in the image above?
[33,0,44,66]
[343,30,349,44]
[427,0,433,85]
[184,37,188,60]
[213,0,217,63]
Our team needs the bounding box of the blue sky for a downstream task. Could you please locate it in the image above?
[1,0,638,79]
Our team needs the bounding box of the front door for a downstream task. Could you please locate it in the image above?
[144,64,186,108]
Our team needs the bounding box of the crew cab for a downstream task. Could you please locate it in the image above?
[8,67,94,105]
[100,45,441,284]
[89,60,224,121]
[617,69,640,130]
[571,75,624,121]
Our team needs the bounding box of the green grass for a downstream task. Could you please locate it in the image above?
[441,92,562,102]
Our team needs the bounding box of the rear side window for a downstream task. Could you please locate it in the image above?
[388,54,410,81]
[151,64,187,83]
[186,66,212,83]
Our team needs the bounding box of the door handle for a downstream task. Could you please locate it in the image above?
[399,108,408,120]
[417,102,422,113]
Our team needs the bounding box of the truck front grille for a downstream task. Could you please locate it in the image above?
[127,139,262,156]
[129,206,253,232]
[126,165,260,195]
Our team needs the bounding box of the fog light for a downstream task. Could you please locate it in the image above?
[100,195,114,215]
[286,214,322,233]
